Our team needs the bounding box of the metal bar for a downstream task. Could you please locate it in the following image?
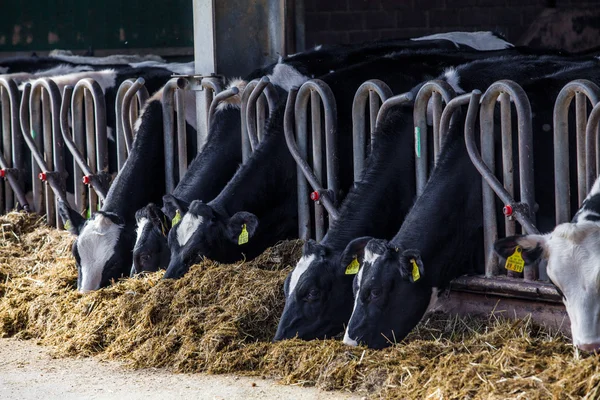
[439,93,472,140]
[553,80,600,224]
[413,80,456,195]
[199,76,223,153]
[1,87,10,212]
[283,88,308,240]
[351,80,392,183]
[208,87,239,130]
[256,94,267,143]
[310,89,325,241]
[175,87,188,179]
[576,92,588,206]
[0,78,28,211]
[121,78,148,154]
[376,92,415,127]
[450,275,562,303]
[587,102,600,189]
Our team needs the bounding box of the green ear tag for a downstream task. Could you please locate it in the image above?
[505,246,525,273]
[172,210,182,226]
[414,126,421,158]
[411,259,420,282]
[64,220,72,231]
[345,257,360,275]
[238,224,249,245]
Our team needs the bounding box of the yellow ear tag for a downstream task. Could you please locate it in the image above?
[411,259,420,282]
[238,224,249,245]
[64,220,72,231]
[160,217,167,237]
[345,257,360,275]
[172,210,182,227]
[505,246,525,273]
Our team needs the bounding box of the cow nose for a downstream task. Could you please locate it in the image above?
[577,342,600,352]
[342,330,359,347]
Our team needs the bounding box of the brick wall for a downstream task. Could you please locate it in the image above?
[304,0,597,48]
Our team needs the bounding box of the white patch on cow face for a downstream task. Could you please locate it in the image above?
[77,214,123,293]
[288,254,316,297]
[135,218,149,246]
[542,222,600,349]
[176,213,204,247]
[412,31,513,50]
[443,68,465,95]
[267,63,310,92]
[343,250,381,347]
[21,70,117,95]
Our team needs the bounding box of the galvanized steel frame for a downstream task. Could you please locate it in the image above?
[115,78,149,170]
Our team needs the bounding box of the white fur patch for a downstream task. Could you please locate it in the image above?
[443,68,465,95]
[49,52,164,65]
[33,64,93,77]
[288,254,316,297]
[216,78,247,112]
[267,63,310,92]
[77,214,123,293]
[342,330,358,346]
[135,217,149,246]
[21,69,117,95]
[412,31,513,50]
[314,45,323,51]
[176,213,204,247]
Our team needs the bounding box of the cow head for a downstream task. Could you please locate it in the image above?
[131,203,171,277]
[59,200,131,293]
[341,238,434,349]
[495,222,600,352]
[163,196,259,279]
[273,238,364,341]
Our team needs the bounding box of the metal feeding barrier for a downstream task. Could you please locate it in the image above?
[241,77,279,162]
[553,80,600,224]
[284,79,338,242]
[351,79,393,183]
[60,78,112,215]
[587,100,600,187]
[19,80,68,228]
[115,78,149,170]
[0,78,28,212]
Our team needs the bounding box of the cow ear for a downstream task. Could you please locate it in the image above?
[494,235,547,264]
[226,212,259,245]
[58,200,86,236]
[303,239,326,258]
[400,249,424,283]
[162,194,190,220]
[340,236,373,275]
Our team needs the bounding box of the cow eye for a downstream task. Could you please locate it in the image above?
[140,254,151,263]
[305,288,321,302]
[368,288,382,301]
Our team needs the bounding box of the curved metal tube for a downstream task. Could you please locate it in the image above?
[587,102,600,190]
[121,78,148,153]
[115,79,149,169]
[0,78,28,211]
[351,79,393,183]
[375,92,414,127]
[198,76,224,151]
[246,76,279,152]
[553,79,600,223]
[413,80,456,195]
[439,93,472,141]
[240,79,260,162]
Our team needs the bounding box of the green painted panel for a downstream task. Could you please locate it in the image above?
[0,0,193,52]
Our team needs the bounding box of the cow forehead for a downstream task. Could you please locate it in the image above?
[176,213,204,247]
[356,250,382,289]
[546,225,600,283]
[288,254,316,296]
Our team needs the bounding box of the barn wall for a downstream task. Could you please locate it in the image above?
[304,0,599,49]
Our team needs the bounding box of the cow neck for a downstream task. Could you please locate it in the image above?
[322,109,416,253]
[209,109,293,217]
[102,100,166,224]
[172,107,242,204]
[392,122,483,288]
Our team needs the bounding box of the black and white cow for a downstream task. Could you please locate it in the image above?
[495,176,600,352]
[161,47,535,280]
[59,95,167,292]
[341,57,600,349]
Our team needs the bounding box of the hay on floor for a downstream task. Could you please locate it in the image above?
[0,211,599,399]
